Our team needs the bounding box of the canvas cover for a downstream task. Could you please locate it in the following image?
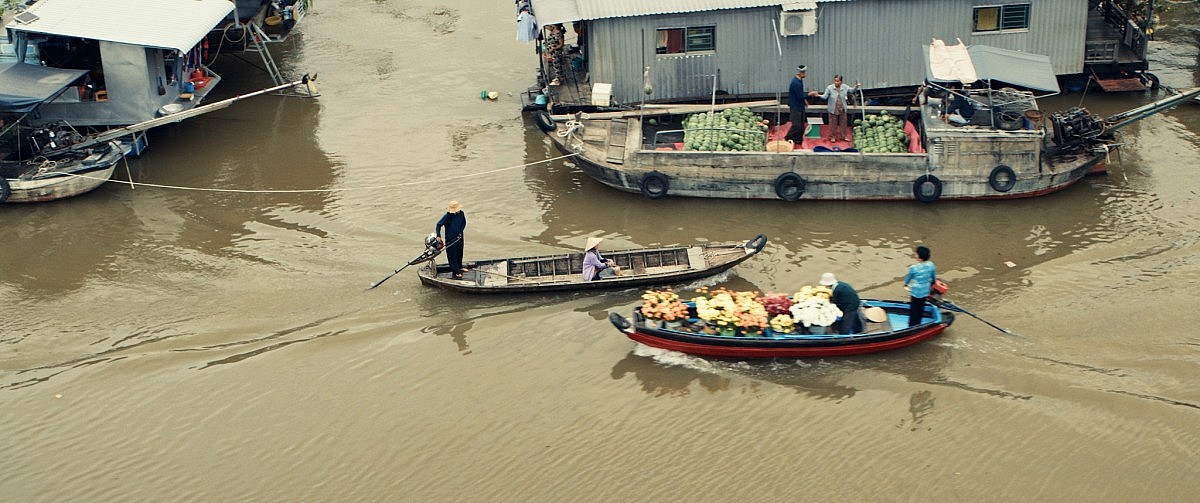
[924,39,1060,94]
[0,63,87,113]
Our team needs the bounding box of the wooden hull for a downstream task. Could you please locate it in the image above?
[417,234,767,294]
[1,142,123,203]
[544,103,1107,202]
[612,300,954,358]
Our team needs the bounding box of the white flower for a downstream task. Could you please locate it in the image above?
[789,297,842,327]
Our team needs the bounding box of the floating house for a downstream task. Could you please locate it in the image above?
[3,0,234,128]
[523,0,1154,111]
[207,0,312,85]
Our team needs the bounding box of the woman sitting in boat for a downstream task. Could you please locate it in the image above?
[944,84,976,125]
[582,237,622,280]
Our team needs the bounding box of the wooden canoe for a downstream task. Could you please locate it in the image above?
[0,141,122,204]
[610,299,954,358]
[417,234,767,294]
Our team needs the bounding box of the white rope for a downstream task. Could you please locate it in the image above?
[60,153,580,194]
[558,119,583,137]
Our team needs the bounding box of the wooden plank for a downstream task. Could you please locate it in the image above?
[478,262,509,287]
[605,119,626,164]
[1094,76,1146,92]
[550,99,779,121]
[686,247,705,268]
[643,265,689,275]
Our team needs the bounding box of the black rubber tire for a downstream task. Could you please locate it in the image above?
[774,172,806,201]
[640,172,669,199]
[744,234,768,253]
[533,110,556,133]
[988,165,1017,192]
[913,174,943,203]
[0,177,9,203]
[609,311,632,331]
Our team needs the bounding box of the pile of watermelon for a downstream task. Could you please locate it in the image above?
[852,111,910,153]
[682,107,768,151]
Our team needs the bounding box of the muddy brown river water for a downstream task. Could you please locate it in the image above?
[2,1,1199,500]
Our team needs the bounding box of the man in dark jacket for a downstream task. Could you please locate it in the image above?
[783,65,809,144]
[435,200,467,279]
[820,272,862,335]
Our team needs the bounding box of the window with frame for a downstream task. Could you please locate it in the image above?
[656,26,716,54]
[973,4,1030,32]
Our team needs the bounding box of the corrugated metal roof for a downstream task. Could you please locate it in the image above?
[8,0,234,53]
[530,0,851,25]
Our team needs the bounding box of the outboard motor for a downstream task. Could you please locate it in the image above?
[1048,107,1104,147]
[424,233,444,252]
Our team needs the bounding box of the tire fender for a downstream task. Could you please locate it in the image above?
[913,174,942,203]
[640,171,669,199]
[609,311,632,331]
[774,172,806,201]
[744,234,768,253]
[533,110,556,133]
[0,177,10,203]
[988,165,1017,192]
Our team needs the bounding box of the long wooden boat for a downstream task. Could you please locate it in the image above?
[0,140,123,203]
[417,234,767,294]
[610,299,954,358]
[537,43,1200,202]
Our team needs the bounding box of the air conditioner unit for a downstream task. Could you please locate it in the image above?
[779,10,817,37]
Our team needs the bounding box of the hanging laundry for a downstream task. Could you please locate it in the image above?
[517,10,538,42]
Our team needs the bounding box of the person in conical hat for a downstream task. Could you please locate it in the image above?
[582,236,621,280]
[435,200,467,279]
[820,272,863,335]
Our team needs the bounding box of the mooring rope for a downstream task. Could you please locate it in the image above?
[62,152,580,194]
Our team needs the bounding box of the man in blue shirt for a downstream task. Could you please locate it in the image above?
[783,65,808,145]
[903,245,937,327]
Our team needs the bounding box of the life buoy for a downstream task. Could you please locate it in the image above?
[744,234,768,253]
[609,311,632,331]
[774,172,806,201]
[533,110,556,133]
[0,177,10,203]
[912,174,942,203]
[640,172,669,199]
[988,165,1017,192]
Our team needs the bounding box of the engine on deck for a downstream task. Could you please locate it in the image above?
[1048,107,1105,148]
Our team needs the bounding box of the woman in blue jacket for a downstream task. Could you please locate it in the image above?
[903,245,936,327]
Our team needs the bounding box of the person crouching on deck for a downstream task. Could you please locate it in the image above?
[582,237,621,280]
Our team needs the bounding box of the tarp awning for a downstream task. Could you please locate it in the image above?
[0,63,87,113]
[7,0,234,53]
[924,39,1060,94]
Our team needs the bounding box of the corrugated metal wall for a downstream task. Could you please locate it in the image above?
[588,0,1087,104]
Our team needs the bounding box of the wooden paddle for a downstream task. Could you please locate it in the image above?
[934,299,1017,336]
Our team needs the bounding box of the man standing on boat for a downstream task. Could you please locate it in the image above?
[820,272,862,334]
[784,65,809,145]
[810,75,856,143]
[435,201,467,279]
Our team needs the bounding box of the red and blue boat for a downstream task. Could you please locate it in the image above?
[609,299,954,358]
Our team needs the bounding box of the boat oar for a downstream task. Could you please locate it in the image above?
[935,299,1018,336]
[367,261,418,290]
[367,236,458,290]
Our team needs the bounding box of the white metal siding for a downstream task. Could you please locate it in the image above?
[588,0,1087,104]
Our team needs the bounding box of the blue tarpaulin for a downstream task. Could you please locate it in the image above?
[0,63,88,113]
